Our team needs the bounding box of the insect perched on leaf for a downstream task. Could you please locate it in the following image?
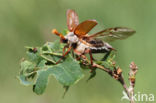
[52,9,135,65]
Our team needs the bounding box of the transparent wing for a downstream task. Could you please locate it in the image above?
[74,20,97,37]
[67,9,79,32]
[89,27,136,42]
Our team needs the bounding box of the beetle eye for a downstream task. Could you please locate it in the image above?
[61,38,68,43]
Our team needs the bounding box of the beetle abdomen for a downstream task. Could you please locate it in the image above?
[90,46,109,53]
[88,39,113,53]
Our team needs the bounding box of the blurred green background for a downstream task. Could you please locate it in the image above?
[0,0,156,103]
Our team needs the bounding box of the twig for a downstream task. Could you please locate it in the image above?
[40,54,56,64]
[81,57,138,103]
[42,52,62,56]
[128,62,138,103]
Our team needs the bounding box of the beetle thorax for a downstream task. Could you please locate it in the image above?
[65,32,79,44]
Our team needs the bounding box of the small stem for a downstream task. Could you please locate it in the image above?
[40,55,56,64]
[81,58,138,103]
[42,52,62,56]
[128,62,138,103]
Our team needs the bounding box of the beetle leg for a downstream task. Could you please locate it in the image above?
[102,50,112,61]
[62,45,69,55]
[56,46,72,64]
[74,49,95,72]
[89,50,93,65]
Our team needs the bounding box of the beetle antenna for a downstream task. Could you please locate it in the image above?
[52,29,65,40]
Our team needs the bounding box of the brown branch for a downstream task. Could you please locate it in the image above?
[81,57,138,103]
[128,62,138,103]
[92,62,131,99]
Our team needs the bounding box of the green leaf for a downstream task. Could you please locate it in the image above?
[20,60,35,74]
[18,60,36,86]
[37,60,47,69]
[33,69,50,95]
[19,41,85,95]
[48,55,84,86]
[18,75,35,86]
[41,41,64,63]
[45,41,63,52]
[26,47,43,64]
[33,55,84,95]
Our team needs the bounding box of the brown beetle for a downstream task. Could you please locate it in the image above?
[52,9,135,65]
